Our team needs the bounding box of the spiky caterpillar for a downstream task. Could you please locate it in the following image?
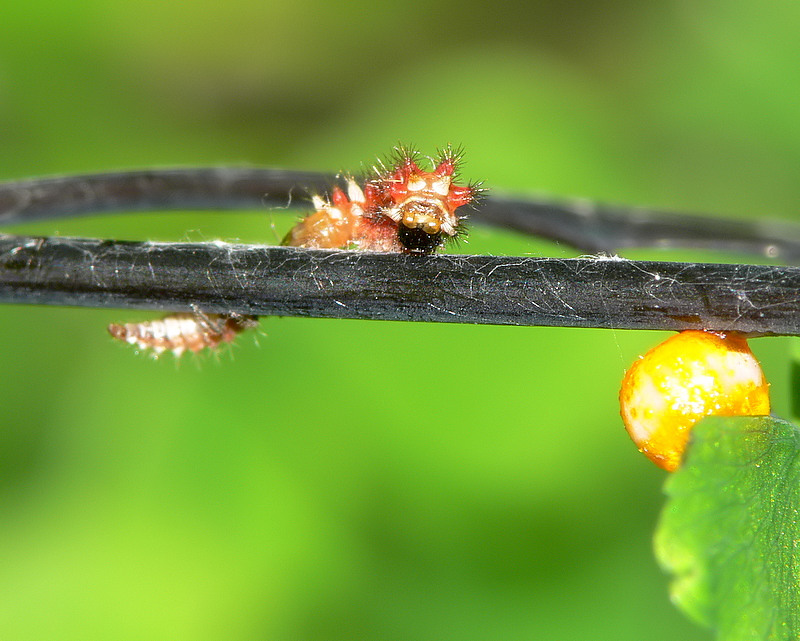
[283,145,480,254]
[110,145,480,356]
[619,330,771,470]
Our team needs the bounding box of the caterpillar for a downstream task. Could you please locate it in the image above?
[619,330,771,471]
[283,145,480,254]
[110,146,480,356]
[108,312,258,357]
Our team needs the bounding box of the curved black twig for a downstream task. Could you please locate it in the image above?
[1,167,799,260]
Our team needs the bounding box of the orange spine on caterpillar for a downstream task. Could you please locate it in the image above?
[619,330,771,471]
[108,312,258,358]
[283,145,481,254]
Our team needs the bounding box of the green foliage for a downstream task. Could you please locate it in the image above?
[2,1,800,639]
[656,416,800,640]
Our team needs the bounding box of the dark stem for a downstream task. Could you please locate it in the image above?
[1,235,798,336]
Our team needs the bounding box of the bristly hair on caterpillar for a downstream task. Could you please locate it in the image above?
[283,144,482,254]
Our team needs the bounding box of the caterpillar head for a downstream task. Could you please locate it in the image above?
[371,146,479,254]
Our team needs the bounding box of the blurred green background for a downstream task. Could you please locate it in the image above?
[1,2,798,639]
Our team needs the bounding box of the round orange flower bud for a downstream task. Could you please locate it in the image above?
[619,330,770,471]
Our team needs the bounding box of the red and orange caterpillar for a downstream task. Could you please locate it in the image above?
[109,145,480,356]
[619,330,771,471]
[283,145,480,254]
[108,312,258,357]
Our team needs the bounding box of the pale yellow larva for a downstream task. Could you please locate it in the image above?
[108,312,258,357]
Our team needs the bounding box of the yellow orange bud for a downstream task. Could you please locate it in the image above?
[619,330,770,471]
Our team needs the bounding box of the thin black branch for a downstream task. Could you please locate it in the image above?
[0,168,330,224]
[1,234,799,336]
[1,168,799,259]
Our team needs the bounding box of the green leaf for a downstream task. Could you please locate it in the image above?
[790,337,800,421]
[655,416,800,640]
